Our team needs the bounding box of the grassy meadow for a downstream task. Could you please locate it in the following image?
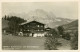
[2,35,46,50]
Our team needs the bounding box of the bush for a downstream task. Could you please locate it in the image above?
[71,31,78,50]
[65,33,71,40]
[57,26,64,35]
[45,37,58,50]
[62,33,71,40]
[45,29,59,50]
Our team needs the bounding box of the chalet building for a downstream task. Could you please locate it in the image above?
[19,21,45,37]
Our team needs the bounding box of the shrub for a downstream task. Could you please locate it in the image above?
[45,29,59,50]
[71,31,78,50]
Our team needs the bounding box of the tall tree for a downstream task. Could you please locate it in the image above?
[8,16,26,35]
[4,15,7,20]
[57,26,64,35]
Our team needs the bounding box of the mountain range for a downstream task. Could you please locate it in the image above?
[5,9,76,28]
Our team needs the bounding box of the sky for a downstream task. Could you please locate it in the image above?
[2,2,78,19]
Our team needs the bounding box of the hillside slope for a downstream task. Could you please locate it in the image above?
[63,20,78,31]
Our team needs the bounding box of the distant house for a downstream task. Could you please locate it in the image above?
[45,27,52,31]
[44,27,53,37]
[19,21,45,37]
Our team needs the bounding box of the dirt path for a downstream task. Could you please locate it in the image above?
[57,38,71,50]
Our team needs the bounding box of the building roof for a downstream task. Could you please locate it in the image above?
[20,20,45,25]
[45,27,52,31]
[45,27,52,29]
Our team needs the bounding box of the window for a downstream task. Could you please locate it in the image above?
[37,25,40,27]
[41,25,43,27]
[24,30,25,31]
[38,29,40,31]
[27,25,29,27]
[20,29,22,31]
[41,29,43,31]
[27,29,30,31]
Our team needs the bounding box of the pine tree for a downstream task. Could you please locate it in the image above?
[8,16,26,35]
[4,15,7,20]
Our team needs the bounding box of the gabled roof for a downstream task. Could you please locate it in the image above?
[20,20,45,25]
[45,27,52,31]
[45,27,52,29]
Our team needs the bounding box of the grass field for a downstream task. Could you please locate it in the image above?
[2,34,71,50]
[2,35,46,50]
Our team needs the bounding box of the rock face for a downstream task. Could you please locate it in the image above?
[26,9,73,28]
[8,9,73,28]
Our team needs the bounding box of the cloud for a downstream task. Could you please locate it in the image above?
[2,2,78,19]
